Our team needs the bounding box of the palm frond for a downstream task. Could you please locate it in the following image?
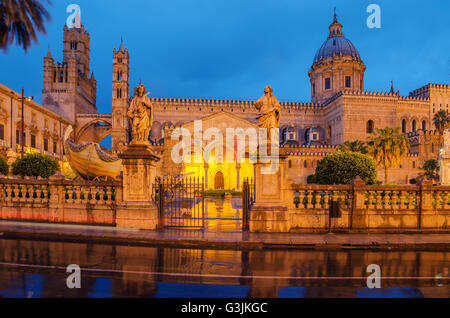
[0,0,51,51]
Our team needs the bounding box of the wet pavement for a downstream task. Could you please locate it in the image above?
[0,238,448,298]
[0,198,449,298]
[1,197,450,249]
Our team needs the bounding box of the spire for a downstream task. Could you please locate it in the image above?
[46,46,52,58]
[390,80,395,94]
[119,37,125,53]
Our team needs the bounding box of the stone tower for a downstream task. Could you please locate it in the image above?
[42,24,97,123]
[308,13,366,104]
[111,40,130,153]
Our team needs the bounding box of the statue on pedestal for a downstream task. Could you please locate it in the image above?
[255,85,281,132]
[128,83,153,144]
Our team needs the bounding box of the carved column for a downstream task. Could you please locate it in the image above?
[236,163,241,191]
[204,163,209,190]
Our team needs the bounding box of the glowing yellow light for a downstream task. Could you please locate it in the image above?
[182,150,254,190]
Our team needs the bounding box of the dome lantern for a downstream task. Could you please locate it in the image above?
[328,13,344,38]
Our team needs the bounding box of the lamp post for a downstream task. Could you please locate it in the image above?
[18,89,33,158]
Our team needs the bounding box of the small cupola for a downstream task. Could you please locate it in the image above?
[328,13,344,38]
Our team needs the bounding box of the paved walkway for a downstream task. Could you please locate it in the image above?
[0,221,449,249]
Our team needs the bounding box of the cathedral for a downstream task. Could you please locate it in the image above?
[0,13,449,187]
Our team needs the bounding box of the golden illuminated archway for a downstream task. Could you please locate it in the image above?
[182,148,254,191]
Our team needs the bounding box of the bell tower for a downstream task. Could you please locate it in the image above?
[42,24,97,122]
[111,39,130,153]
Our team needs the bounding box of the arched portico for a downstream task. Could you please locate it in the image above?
[75,114,113,144]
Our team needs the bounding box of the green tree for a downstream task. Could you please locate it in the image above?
[433,110,450,158]
[306,174,317,184]
[0,0,51,51]
[312,150,378,185]
[0,156,8,175]
[338,140,367,154]
[12,153,59,178]
[367,127,410,184]
[420,159,440,181]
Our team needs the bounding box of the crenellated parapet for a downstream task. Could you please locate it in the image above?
[280,144,337,157]
[324,90,430,106]
[409,83,450,98]
[280,144,337,149]
[407,130,439,138]
[151,97,324,111]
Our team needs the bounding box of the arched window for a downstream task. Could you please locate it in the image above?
[412,120,416,132]
[402,119,406,133]
[304,160,307,168]
[345,76,351,88]
[422,120,426,131]
[328,126,332,139]
[366,120,374,134]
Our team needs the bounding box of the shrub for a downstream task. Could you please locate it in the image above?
[313,150,378,185]
[0,157,8,175]
[12,153,59,178]
[306,174,317,184]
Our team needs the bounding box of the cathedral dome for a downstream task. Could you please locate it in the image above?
[313,36,360,64]
[312,14,361,65]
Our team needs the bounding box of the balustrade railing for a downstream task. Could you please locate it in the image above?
[0,178,120,206]
[289,183,450,211]
[361,186,420,210]
[292,185,353,210]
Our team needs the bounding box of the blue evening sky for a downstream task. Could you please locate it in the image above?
[0,0,449,115]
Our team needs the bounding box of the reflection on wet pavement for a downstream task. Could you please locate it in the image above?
[0,238,448,298]
[204,198,243,232]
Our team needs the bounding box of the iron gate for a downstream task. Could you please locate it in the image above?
[242,178,255,231]
[153,176,205,229]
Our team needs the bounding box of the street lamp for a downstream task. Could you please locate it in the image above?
[17,88,34,157]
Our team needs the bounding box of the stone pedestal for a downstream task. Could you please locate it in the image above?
[250,153,290,233]
[116,143,160,230]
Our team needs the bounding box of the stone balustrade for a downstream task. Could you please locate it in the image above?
[283,180,450,232]
[0,176,121,226]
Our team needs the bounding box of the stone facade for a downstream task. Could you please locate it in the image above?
[1,14,449,187]
[0,83,71,165]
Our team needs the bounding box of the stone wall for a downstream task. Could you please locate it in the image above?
[281,145,422,185]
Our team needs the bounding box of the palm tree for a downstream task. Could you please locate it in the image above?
[433,110,450,158]
[0,0,51,51]
[338,140,367,154]
[367,127,410,184]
